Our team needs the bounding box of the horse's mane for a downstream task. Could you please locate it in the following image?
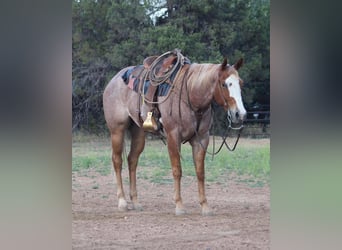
[187,63,220,90]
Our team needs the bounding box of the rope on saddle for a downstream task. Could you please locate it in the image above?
[148,49,184,86]
[142,49,185,105]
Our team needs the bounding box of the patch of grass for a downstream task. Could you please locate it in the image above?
[72,154,111,176]
[212,146,270,177]
[138,138,270,186]
[72,134,270,186]
[72,134,112,176]
[203,143,270,186]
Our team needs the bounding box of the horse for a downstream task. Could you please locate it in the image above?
[103,50,246,216]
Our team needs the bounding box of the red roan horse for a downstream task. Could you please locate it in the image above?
[103,51,246,215]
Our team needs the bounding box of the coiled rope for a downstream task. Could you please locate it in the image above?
[148,49,184,86]
[142,49,185,104]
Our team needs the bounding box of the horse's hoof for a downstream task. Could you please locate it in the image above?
[202,209,214,216]
[175,208,187,216]
[132,203,143,211]
[118,199,128,211]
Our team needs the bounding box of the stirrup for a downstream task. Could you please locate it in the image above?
[143,112,158,131]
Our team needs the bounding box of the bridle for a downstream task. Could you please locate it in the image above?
[208,72,244,156]
[212,75,228,112]
[217,78,244,129]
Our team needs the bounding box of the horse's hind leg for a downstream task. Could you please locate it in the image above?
[111,130,128,211]
[127,125,145,210]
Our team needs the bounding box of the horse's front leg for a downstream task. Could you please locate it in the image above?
[190,135,213,216]
[167,132,186,215]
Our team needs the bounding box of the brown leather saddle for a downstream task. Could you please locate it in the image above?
[128,49,185,132]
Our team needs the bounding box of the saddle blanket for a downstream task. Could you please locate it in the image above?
[122,66,172,97]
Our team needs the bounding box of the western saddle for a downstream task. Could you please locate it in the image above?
[128,49,187,132]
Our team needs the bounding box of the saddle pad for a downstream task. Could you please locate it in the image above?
[122,66,172,97]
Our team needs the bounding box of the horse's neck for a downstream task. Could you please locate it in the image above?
[187,64,218,110]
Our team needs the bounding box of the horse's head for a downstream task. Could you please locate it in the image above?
[214,58,247,124]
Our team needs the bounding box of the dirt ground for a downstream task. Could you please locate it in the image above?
[72,164,270,249]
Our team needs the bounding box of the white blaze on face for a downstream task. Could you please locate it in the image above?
[225,74,246,118]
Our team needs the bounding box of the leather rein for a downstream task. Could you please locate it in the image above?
[210,79,244,154]
[210,106,244,155]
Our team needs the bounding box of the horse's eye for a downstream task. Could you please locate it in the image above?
[222,83,227,88]
[229,83,232,87]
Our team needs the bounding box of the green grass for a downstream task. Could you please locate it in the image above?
[72,135,270,186]
[72,137,112,176]
[137,139,270,186]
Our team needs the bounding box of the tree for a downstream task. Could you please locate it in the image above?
[72,0,270,133]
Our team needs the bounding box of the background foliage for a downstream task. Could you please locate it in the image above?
[72,0,269,133]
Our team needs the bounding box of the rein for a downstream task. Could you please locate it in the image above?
[187,106,244,159]
[210,111,244,157]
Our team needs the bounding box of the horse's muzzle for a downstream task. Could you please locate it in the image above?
[229,110,246,124]
[238,112,247,122]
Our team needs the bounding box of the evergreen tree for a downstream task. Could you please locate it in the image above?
[72,0,270,133]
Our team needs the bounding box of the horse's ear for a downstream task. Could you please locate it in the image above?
[221,57,228,69]
[234,58,243,70]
